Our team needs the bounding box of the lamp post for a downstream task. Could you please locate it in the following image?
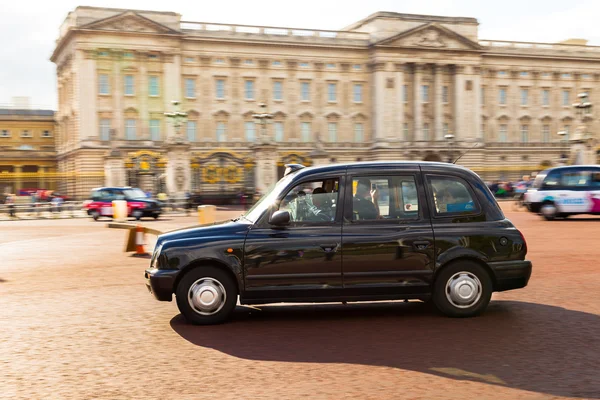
[444,133,455,163]
[252,102,274,144]
[164,100,188,144]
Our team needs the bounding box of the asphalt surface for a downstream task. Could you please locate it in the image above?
[1,205,599,399]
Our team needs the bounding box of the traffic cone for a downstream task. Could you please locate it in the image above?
[131,225,150,258]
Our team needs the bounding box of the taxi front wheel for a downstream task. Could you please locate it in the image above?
[433,261,492,318]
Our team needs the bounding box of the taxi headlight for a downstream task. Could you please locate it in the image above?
[151,243,163,269]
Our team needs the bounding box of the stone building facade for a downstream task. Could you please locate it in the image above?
[51,6,600,198]
[0,109,57,194]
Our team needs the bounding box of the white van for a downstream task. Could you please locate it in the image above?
[524,165,600,220]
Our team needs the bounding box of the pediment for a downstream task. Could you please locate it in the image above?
[81,11,179,34]
[376,23,481,51]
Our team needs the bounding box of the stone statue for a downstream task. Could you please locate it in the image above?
[314,131,324,151]
[416,29,446,48]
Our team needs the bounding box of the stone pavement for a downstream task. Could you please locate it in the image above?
[1,206,599,399]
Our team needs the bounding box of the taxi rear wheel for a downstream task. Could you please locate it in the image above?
[90,210,100,221]
[176,266,237,325]
[433,260,492,318]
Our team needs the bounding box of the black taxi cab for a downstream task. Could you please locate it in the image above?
[145,162,531,325]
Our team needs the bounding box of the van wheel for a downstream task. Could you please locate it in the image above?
[540,201,557,221]
[433,261,492,318]
[176,266,237,325]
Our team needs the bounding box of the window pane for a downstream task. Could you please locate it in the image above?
[274,122,284,142]
[149,76,159,96]
[354,123,363,142]
[278,178,339,223]
[301,122,311,142]
[328,122,337,142]
[301,82,310,101]
[563,90,569,106]
[521,125,529,142]
[245,121,255,142]
[543,125,550,142]
[125,119,136,140]
[442,86,448,103]
[216,79,225,98]
[273,81,283,100]
[351,176,420,221]
[99,74,109,94]
[403,85,408,102]
[186,121,196,142]
[499,124,507,142]
[422,85,429,102]
[428,176,477,215]
[100,119,111,141]
[185,78,195,98]
[354,84,363,102]
[542,89,550,106]
[245,80,254,99]
[150,119,160,141]
[216,122,226,142]
[499,88,506,105]
[124,75,134,95]
[521,89,528,105]
[328,83,336,102]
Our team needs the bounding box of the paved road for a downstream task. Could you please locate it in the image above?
[1,207,599,399]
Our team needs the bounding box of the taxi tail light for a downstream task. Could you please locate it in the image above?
[518,230,528,255]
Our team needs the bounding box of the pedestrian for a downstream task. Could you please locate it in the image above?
[6,194,15,218]
[51,195,64,213]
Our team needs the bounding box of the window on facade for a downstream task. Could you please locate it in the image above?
[328,83,337,102]
[124,52,134,58]
[521,125,529,142]
[354,84,363,102]
[499,124,507,142]
[42,130,52,138]
[214,58,225,64]
[442,86,448,103]
[274,122,284,142]
[562,73,571,78]
[245,80,255,100]
[481,87,485,105]
[563,125,571,139]
[185,78,195,98]
[301,122,311,142]
[150,119,161,141]
[273,81,283,100]
[542,124,550,142]
[186,121,196,142]
[542,89,550,106]
[124,75,134,95]
[443,123,449,136]
[299,62,309,68]
[326,63,335,69]
[353,64,361,70]
[428,176,477,215]
[520,71,529,77]
[98,74,110,95]
[582,74,591,79]
[272,60,282,66]
[354,123,364,143]
[185,57,194,62]
[422,85,429,102]
[148,54,158,59]
[0,130,10,137]
[216,122,227,142]
[498,71,507,77]
[20,130,31,138]
[245,121,255,142]
[562,90,570,106]
[216,79,225,99]
[499,88,507,105]
[244,59,253,65]
[99,119,111,141]
[521,89,529,105]
[403,123,409,141]
[351,175,420,221]
[423,123,430,140]
[301,82,310,101]
[125,119,136,140]
[403,85,408,102]
[328,122,337,142]
[148,76,159,96]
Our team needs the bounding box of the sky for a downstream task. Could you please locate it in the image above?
[1,0,598,110]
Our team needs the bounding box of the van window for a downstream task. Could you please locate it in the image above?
[561,171,590,188]
[542,171,562,187]
[591,172,600,188]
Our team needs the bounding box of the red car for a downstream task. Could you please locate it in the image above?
[83,187,162,221]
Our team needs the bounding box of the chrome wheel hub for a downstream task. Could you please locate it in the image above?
[445,272,482,309]
[188,277,227,315]
[541,204,556,217]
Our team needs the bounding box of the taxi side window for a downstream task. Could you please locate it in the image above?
[427,176,478,215]
[278,178,339,223]
[351,175,419,221]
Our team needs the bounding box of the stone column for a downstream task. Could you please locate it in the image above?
[434,64,444,141]
[14,165,22,193]
[395,63,405,141]
[414,64,423,141]
[474,67,483,141]
[454,65,464,140]
[372,62,387,146]
[253,142,278,194]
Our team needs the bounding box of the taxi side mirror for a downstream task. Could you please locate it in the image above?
[269,210,290,226]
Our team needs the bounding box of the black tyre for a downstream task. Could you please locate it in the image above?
[153,213,160,220]
[175,266,238,325]
[540,201,558,221]
[132,209,143,220]
[433,260,493,318]
[90,210,100,221]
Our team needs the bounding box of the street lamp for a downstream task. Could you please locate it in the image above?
[164,100,188,143]
[252,102,274,144]
[444,133,455,163]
